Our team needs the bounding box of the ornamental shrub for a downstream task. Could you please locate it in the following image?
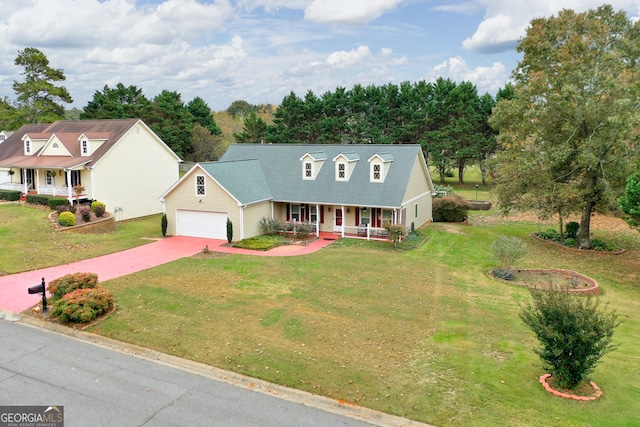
[226,217,233,243]
[432,195,471,222]
[490,235,527,272]
[259,217,281,235]
[295,221,313,239]
[537,228,561,242]
[80,206,91,222]
[55,204,70,214]
[619,173,640,217]
[520,286,620,389]
[91,201,106,217]
[57,211,76,227]
[48,272,99,301]
[565,221,580,239]
[383,222,406,248]
[51,287,115,323]
[161,213,168,236]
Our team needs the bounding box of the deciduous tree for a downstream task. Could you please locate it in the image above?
[491,5,640,248]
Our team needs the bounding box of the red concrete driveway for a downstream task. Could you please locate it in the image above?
[0,235,336,313]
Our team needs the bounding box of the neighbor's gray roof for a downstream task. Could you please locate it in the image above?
[198,159,273,205]
[221,144,429,208]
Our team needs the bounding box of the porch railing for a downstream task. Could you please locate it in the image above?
[0,182,23,192]
[37,185,72,197]
[343,224,389,240]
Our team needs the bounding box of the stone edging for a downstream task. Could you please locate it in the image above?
[539,374,602,401]
[487,269,600,295]
[530,233,626,255]
[48,211,116,234]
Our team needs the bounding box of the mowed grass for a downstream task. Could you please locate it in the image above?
[92,217,640,426]
[0,203,162,274]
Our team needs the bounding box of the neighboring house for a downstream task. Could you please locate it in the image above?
[0,131,14,183]
[0,119,181,221]
[160,144,436,241]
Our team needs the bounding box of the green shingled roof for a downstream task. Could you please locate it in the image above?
[221,144,430,208]
[198,159,273,205]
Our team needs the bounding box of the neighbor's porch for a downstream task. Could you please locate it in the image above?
[0,168,88,202]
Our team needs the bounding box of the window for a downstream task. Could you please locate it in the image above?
[196,175,206,196]
[373,164,381,180]
[291,204,300,221]
[82,140,88,155]
[337,162,346,180]
[65,170,81,187]
[304,162,312,179]
[45,174,54,186]
[310,206,317,223]
[53,143,59,148]
[360,208,370,225]
[25,140,31,154]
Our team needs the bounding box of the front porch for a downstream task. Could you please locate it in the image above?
[0,167,87,203]
[0,182,88,202]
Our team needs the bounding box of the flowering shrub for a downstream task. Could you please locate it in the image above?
[48,272,99,301]
[58,211,76,227]
[51,287,115,323]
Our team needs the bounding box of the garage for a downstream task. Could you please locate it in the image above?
[176,209,227,239]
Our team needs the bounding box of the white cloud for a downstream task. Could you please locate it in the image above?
[326,46,372,68]
[462,0,640,53]
[304,0,402,24]
[429,56,508,94]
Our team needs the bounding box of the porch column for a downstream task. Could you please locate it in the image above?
[315,204,320,237]
[22,169,27,195]
[341,205,345,238]
[35,170,40,195]
[66,170,73,202]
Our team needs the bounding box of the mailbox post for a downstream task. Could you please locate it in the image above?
[28,277,47,312]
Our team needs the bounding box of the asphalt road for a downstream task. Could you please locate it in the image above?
[0,314,421,427]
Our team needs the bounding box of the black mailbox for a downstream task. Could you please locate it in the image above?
[27,277,47,312]
[28,283,45,294]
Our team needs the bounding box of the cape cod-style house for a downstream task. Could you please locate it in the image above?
[160,144,436,241]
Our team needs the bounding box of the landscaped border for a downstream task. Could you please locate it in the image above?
[47,211,116,234]
[487,268,600,295]
[539,374,602,401]
[530,233,626,255]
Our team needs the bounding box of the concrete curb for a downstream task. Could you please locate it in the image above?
[5,310,434,427]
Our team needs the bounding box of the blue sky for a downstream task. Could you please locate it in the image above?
[1,1,639,112]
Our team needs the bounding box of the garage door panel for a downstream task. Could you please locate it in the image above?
[176,210,227,239]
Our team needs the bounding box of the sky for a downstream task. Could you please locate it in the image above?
[1,0,639,112]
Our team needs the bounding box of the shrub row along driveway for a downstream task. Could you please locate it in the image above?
[0,236,334,313]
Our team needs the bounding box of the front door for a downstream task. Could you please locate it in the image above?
[334,208,343,232]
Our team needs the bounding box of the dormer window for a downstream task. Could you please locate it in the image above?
[300,152,326,180]
[333,152,359,182]
[25,139,31,154]
[81,140,88,155]
[368,152,394,183]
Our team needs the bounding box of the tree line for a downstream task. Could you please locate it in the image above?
[235,79,508,184]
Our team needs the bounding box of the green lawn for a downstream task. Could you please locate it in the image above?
[2,202,639,426]
[0,203,162,274]
[94,218,639,426]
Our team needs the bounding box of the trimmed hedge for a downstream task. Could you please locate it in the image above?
[48,197,69,210]
[0,190,21,201]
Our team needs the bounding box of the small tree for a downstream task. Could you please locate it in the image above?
[383,222,405,248]
[161,214,168,237]
[490,236,527,279]
[226,217,233,243]
[519,287,620,389]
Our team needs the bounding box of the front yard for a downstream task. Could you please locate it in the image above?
[2,203,639,426]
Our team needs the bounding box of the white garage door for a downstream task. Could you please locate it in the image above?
[176,210,227,239]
